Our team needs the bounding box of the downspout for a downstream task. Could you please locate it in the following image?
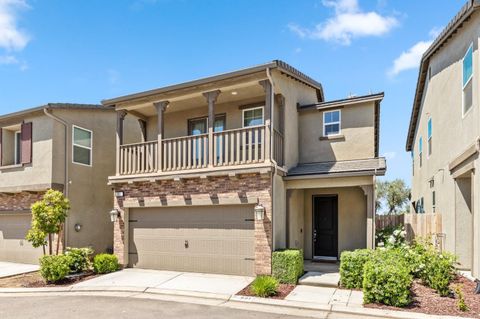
[43,108,69,251]
[266,68,279,251]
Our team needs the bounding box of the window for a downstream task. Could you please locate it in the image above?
[419,137,423,168]
[432,191,436,213]
[14,131,21,165]
[411,150,414,176]
[72,126,92,166]
[323,110,341,136]
[417,197,424,214]
[427,118,432,157]
[463,44,473,115]
[242,107,264,127]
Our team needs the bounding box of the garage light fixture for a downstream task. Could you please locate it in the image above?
[109,209,120,223]
[254,204,265,221]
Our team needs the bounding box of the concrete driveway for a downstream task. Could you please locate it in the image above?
[73,268,253,296]
[0,262,39,278]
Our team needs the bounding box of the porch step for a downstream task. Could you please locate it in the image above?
[298,271,340,288]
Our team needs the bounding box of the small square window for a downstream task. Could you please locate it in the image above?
[323,110,341,136]
[243,107,264,127]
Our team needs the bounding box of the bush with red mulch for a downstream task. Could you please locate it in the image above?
[237,283,295,300]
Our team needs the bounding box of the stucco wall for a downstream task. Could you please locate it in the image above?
[410,12,480,277]
[298,102,375,163]
[273,173,286,250]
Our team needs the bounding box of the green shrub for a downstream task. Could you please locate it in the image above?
[93,254,119,274]
[39,255,72,283]
[362,251,412,307]
[454,284,469,312]
[422,250,456,296]
[272,249,304,284]
[375,224,407,248]
[339,249,373,289]
[403,240,431,278]
[251,276,279,297]
[65,247,94,273]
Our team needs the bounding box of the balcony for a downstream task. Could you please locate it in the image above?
[112,79,285,179]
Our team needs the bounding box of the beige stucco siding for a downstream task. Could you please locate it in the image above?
[0,115,54,190]
[410,12,480,278]
[298,102,375,164]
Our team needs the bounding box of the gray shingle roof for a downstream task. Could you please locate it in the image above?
[287,158,386,177]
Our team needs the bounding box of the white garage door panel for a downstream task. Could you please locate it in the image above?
[0,214,43,264]
[128,205,255,276]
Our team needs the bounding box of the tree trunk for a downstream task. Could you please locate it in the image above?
[56,224,62,255]
[48,233,52,255]
[42,245,46,255]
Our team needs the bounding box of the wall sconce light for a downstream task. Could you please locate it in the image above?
[109,209,120,223]
[115,191,124,197]
[74,223,82,232]
[254,204,265,221]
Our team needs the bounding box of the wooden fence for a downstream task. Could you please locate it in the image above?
[375,214,404,229]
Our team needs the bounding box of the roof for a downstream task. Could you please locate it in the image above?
[0,103,110,121]
[406,0,480,151]
[298,92,384,157]
[286,158,386,178]
[102,60,324,105]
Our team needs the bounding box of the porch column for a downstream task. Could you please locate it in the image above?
[260,80,272,162]
[203,90,221,167]
[154,101,169,172]
[361,185,375,249]
[115,110,127,176]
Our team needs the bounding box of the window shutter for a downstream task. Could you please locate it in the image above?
[21,122,32,164]
[0,128,2,166]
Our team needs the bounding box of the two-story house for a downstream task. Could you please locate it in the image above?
[105,60,386,276]
[0,103,121,264]
[406,0,480,281]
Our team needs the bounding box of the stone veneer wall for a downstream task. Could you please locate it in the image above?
[112,173,273,275]
[0,192,44,211]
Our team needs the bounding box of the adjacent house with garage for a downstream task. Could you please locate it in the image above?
[0,103,120,264]
[406,0,480,281]
[105,60,386,276]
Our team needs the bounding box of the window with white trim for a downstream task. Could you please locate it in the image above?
[323,110,341,136]
[419,137,423,168]
[242,107,264,127]
[463,44,473,115]
[14,131,21,165]
[72,126,92,166]
[427,118,432,157]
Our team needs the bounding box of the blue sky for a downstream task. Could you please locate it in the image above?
[0,0,466,183]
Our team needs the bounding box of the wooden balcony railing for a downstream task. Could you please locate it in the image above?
[118,125,283,176]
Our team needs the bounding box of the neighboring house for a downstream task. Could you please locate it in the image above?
[406,0,480,280]
[0,103,118,264]
[105,60,386,276]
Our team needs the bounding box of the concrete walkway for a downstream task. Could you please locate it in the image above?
[286,286,363,308]
[73,268,253,297]
[0,262,38,278]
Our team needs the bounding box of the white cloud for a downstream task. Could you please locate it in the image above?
[0,0,29,51]
[288,0,398,45]
[0,54,17,64]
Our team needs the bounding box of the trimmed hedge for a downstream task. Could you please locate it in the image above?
[339,249,373,289]
[272,249,303,284]
[93,254,119,274]
[422,250,456,296]
[362,250,412,307]
[40,255,72,283]
[65,247,93,273]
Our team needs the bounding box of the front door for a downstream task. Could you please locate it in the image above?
[313,196,338,260]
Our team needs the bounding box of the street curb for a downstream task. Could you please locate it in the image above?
[0,287,473,319]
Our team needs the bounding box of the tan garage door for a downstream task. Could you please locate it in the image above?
[128,205,255,276]
[0,213,43,264]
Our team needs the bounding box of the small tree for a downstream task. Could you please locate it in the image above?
[376,179,410,215]
[26,189,70,255]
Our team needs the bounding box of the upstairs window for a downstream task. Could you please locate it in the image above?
[419,137,423,168]
[463,44,473,115]
[14,131,21,165]
[427,118,432,156]
[323,110,341,136]
[242,107,264,127]
[0,123,32,166]
[73,126,92,166]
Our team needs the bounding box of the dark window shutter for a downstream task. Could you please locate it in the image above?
[21,122,32,164]
[0,128,2,166]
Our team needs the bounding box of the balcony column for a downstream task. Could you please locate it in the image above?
[203,90,221,167]
[115,110,127,176]
[361,185,376,249]
[260,80,272,162]
[154,101,169,172]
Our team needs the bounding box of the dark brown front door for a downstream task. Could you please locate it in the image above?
[313,196,338,259]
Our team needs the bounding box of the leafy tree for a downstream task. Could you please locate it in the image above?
[26,189,70,255]
[376,179,410,215]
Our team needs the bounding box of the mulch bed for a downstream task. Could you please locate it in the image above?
[236,283,295,300]
[0,271,98,288]
[366,275,480,318]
